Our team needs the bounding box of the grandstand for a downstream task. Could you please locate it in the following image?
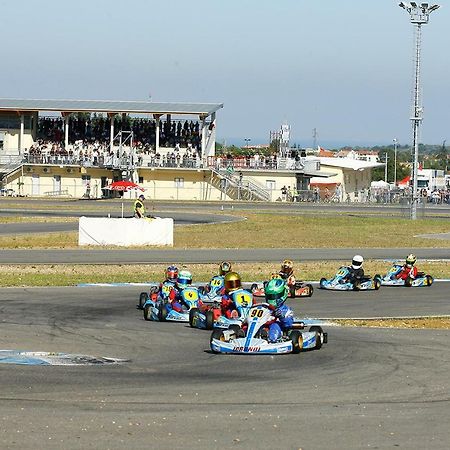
[0,97,344,202]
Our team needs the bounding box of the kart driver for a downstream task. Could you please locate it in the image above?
[219,261,232,277]
[395,254,418,280]
[344,255,366,285]
[221,272,253,319]
[279,259,297,296]
[169,269,194,312]
[265,278,294,343]
[155,265,178,302]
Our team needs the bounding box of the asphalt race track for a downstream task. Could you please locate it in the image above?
[0,285,449,449]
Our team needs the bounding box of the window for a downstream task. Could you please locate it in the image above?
[266,180,276,190]
[174,177,184,188]
[138,176,144,184]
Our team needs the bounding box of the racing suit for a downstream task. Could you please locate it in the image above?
[221,288,253,319]
[267,304,294,343]
[344,266,365,284]
[395,265,418,281]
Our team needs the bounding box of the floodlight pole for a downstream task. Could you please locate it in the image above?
[393,138,398,186]
[398,2,440,219]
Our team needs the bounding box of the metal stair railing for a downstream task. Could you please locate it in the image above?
[211,168,270,201]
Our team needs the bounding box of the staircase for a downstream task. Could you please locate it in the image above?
[0,155,24,175]
[210,168,271,202]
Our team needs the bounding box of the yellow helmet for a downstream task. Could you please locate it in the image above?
[219,261,232,276]
[224,271,241,293]
[280,259,294,276]
[271,272,282,279]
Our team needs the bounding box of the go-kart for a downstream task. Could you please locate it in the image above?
[251,280,313,298]
[319,266,381,291]
[210,303,327,355]
[143,286,199,322]
[137,281,175,310]
[380,264,433,287]
[190,289,253,330]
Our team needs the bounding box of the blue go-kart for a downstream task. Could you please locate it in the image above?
[380,264,433,287]
[143,286,199,322]
[137,281,175,310]
[319,266,381,291]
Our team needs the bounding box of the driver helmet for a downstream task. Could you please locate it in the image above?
[224,271,241,293]
[219,261,232,276]
[271,272,282,280]
[165,265,178,281]
[280,259,294,278]
[138,194,145,201]
[265,278,289,310]
[176,270,192,289]
[351,255,364,270]
[406,253,417,268]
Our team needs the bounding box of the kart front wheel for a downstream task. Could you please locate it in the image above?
[405,277,413,287]
[205,310,215,330]
[210,329,226,354]
[319,278,327,289]
[143,304,151,321]
[138,292,149,309]
[158,305,168,321]
[290,330,303,354]
[426,275,433,286]
[305,284,314,297]
[189,308,199,328]
[373,277,381,290]
[250,283,258,293]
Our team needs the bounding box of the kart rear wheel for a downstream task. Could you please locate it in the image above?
[290,330,303,354]
[158,305,168,321]
[189,308,199,328]
[353,281,361,291]
[305,284,314,297]
[250,283,258,293]
[205,310,215,330]
[426,275,433,286]
[309,326,323,349]
[143,304,151,321]
[138,292,149,309]
[319,278,327,289]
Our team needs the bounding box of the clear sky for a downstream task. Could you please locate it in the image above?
[0,0,448,148]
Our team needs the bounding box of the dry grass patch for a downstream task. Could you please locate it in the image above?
[334,317,450,329]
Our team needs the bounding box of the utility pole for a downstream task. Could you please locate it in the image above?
[393,138,398,186]
[384,152,389,184]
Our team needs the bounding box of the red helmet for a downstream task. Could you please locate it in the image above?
[165,265,178,281]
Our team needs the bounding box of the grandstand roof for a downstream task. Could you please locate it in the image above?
[0,98,223,116]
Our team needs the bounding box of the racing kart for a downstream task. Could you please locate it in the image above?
[210,303,327,355]
[380,264,433,287]
[190,288,253,330]
[319,266,381,291]
[137,281,175,310]
[250,280,313,298]
[143,286,199,322]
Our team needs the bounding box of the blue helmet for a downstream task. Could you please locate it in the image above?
[177,270,192,289]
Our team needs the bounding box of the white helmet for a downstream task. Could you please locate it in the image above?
[351,255,364,269]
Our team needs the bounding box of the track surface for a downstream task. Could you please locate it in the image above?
[0,285,449,449]
[1,247,449,264]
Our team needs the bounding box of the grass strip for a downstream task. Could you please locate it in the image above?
[0,261,448,287]
[0,213,449,248]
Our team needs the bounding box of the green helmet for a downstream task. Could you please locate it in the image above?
[264,278,288,308]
